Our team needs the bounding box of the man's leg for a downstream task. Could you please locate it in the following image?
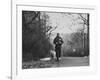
[56,49,59,61]
[59,47,61,57]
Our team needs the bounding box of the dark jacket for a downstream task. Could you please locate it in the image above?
[53,36,63,48]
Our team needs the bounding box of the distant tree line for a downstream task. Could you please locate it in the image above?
[65,32,89,57]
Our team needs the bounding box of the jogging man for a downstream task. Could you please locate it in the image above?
[53,33,63,61]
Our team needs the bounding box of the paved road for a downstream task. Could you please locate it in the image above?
[22,57,89,69]
[51,57,89,67]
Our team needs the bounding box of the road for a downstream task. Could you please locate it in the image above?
[22,57,89,69]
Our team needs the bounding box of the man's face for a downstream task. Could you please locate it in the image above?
[57,33,60,37]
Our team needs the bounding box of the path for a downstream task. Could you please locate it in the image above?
[22,57,89,69]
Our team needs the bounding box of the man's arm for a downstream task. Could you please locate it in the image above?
[60,37,64,44]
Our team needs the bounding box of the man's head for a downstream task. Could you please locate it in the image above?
[57,33,60,37]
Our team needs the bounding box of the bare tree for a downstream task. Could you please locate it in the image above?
[62,13,89,56]
[77,13,89,56]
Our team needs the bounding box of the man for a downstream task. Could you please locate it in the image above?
[53,33,63,61]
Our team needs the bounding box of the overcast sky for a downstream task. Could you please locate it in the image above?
[43,12,87,34]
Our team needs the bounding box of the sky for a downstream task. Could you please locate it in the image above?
[43,12,87,34]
